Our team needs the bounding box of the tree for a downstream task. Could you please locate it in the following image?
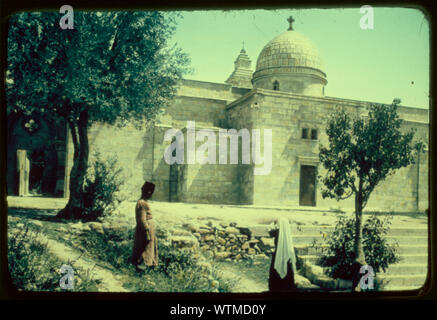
[319,99,424,290]
[7,11,190,219]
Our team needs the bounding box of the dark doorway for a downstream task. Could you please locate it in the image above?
[299,165,316,206]
[28,150,45,195]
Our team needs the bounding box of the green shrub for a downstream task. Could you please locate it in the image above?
[319,213,400,280]
[80,226,133,270]
[80,225,234,292]
[82,152,123,221]
[156,242,197,276]
[8,222,99,291]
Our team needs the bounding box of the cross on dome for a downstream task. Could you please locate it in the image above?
[287,16,295,30]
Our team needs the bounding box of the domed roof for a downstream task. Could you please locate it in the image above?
[255,30,324,73]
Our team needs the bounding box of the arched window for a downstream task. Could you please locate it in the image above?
[273,80,279,91]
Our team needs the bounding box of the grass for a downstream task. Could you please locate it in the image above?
[78,224,236,292]
[7,220,100,292]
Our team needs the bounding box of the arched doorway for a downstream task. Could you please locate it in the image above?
[7,112,67,197]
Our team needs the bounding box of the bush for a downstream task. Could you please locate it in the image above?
[156,242,197,276]
[82,152,123,221]
[80,226,134,269]
[8,222,99,291]
[80,225,234,292]
[318,213,400,280]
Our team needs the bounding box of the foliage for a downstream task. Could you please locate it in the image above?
[319,100,424,208]
[7,11,190,126]
[82,152,123,221]
[80,226,134,269]
[7,11,190,217]
[8,222,99,291]
[319,99,424,267]
[80,225,234,292]
[319,100,424,207]
[318,214,400,280]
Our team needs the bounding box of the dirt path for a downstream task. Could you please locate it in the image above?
[38,233,128,292]
[218,264,268,293]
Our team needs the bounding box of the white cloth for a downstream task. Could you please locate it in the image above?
[273,217,297,279]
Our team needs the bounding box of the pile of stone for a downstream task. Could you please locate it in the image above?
[178,221,276,261]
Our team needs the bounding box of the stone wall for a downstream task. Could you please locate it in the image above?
[65,81,428,212]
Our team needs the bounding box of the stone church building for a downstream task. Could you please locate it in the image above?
[7,18,429,212]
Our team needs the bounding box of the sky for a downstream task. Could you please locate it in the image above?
[169,7,430,109]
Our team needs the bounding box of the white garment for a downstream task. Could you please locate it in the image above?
[273,217,297,279]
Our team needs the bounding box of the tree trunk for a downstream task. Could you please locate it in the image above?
[351,180,367,292]
[57,110,89,219]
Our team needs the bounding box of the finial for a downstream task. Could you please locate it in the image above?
[287,16,295,31]
[241,41,246,53]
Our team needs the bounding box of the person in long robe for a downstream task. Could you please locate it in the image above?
[132,181,158,270]
[268,217,298,292]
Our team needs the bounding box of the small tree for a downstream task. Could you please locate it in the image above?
[7,11,190,219]
[319,99,424,289]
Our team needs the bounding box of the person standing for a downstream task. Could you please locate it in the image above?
[132,181,158,271]
[268,217,298,292]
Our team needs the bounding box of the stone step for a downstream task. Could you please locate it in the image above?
[299,255,427,273]
[290,226,428,237]
[295,244,428,256]
[381,285,426,292]
[291,235,427,246]
[298,254,428,266]
[397,254,428,264]
[397,245,428,255]
[378,274,427,288]
[382,263,428,275]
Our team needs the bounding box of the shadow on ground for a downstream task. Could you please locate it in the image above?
[8,207,62,222]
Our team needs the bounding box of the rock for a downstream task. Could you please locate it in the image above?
[8,216,19,223]
[215,251,232,260]
[202,234,215,242]
[229,222,237,227]
[16,223,25,229]
[301,260,337,289]
[225,227,239,234]
[236,227,251,237]
[31,220,43,228]
[89,222,104,235]
[295,274,314,289]
[260,237,274,247]
[58,227,68,234]
[242,242,250,250]
[170,235,199,249]
[217,237,226,245]
[247,248,256,255]
[156,228,170,239]
[198,261,212,273]
[199,228,213,234]
[249,226,269,237]
[183,223,199,233]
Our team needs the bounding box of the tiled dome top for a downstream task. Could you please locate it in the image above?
[255,29,325,75]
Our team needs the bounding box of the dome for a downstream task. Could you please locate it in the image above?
[252,18,327,96]
[255,30,325,75]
